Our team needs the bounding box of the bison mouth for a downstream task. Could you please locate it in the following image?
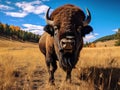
[63,49,73,53]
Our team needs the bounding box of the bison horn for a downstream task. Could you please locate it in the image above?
[83,8,91,26]
[46,7,54,25]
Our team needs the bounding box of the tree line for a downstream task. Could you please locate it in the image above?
[0,22,40,43]
[115,29,120,46]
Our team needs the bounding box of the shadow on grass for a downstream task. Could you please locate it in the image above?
[79,67,120,90]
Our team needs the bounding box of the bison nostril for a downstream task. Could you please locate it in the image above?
[61,41,72,49]
[71,41,75,46]
[61,41,67,49]
[62,41,66,45]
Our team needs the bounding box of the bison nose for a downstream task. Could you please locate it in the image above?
[60,36,75,51]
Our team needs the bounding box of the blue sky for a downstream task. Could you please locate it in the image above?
[0,0,120,42]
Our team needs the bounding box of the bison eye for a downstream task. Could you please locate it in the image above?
[54,26,59,30]
[77,26,82,33]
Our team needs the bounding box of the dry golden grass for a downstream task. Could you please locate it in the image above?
[95,40,117,47]
[0,38,120,90]
[0,38,45,89]
[78,47,120,68]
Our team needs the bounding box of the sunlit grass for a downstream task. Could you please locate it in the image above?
[0,38,120,89]
[78,47,120,68]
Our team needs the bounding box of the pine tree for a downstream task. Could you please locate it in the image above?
[0,22,4,34]
[115,29,120,46]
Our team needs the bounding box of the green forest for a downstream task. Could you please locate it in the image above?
[0,22,40,43]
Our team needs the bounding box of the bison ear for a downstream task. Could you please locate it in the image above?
[44,25,54,36]
[81,25,93,37]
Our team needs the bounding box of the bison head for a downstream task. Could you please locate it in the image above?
[44,4,93,69]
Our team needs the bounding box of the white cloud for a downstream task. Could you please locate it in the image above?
[3,1,49,18]
[0,4,13,10]
[22,24,44,35]
[33,5,49,14]
[15,1,37,13]
[5,11,28,18]
[84,33,99,42]
[112,28,118,32]
[15,1,49,14]
[16,1,41,8]
[30,30,44,35]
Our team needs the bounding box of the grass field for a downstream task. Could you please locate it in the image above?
[0,38,120,90]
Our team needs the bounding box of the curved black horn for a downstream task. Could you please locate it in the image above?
[83,8,91,26]
[45,7,54,25]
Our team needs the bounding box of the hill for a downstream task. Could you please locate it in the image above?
[93,34,117,43]
[86,28,120,47]
[84,34,118,47]
[0,35,38,48]
[92,33,120,47]
[95,40,117,47]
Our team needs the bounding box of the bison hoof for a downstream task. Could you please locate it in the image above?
[49,80,55,86]
[49,82,55,86]
[65,79,71,84]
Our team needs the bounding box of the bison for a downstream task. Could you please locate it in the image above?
[39,4,93,85]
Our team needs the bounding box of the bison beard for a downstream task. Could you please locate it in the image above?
[55,35,76,71]
[39,4,93,85]
[59,52,74,70]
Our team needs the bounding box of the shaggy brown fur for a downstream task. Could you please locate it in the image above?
[50,4,85,39]
[39,4,93,85]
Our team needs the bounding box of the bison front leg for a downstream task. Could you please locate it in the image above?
[46,58,57,85]
[65,69,72,83]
